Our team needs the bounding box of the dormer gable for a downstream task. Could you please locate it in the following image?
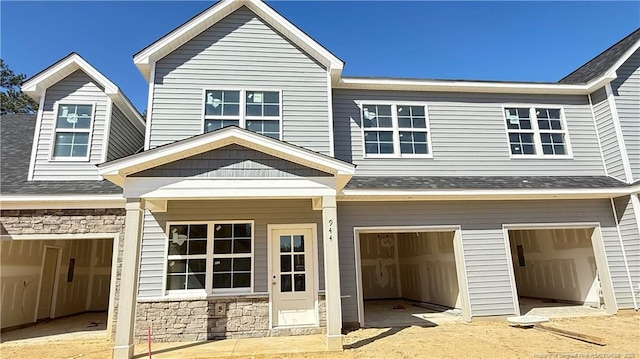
[22,53,145,181]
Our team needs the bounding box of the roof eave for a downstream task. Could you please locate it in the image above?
[335,73,618,95]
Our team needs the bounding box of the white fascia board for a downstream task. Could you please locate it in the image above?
[0,195,125,209]
[339,187,636,201]
[123,177,335,200]
[22,54,118,100]
[335,73,617,95]
[134,0,343,81]
[99,128,355,181]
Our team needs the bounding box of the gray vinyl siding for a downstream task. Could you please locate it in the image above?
[337,199,631,322]
[612,50,640,182]
[333,90,605,176]
[591,87,627,181]
[613,195,640,306]
[106,105,144,161]
[132,144,330,178]
[150,6,330,154]
[32,70,108,180]
[138,199,325,298]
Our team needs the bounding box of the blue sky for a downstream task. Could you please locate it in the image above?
[2,1,639,112]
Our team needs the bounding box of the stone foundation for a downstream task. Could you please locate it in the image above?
[0,208,126,337]
[135,295,326,343]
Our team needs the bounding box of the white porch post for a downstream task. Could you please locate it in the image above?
[113,199,144,359]
[321,195,343,350]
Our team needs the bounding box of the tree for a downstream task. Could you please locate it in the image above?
[1,59,39,114]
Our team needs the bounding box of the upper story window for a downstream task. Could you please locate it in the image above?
[166,221,253,295]
[51,104,94,160]
[504,107,570,157]
[361,104,431,157]
[204,90,281,140]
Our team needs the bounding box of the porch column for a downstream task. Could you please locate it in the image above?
[321,195,343,350]
[113,199,144,359]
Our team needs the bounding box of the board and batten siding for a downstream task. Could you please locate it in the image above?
[137,199,325,298]
[591,87,627,181]
[613,195,640,307]
[612,49,640,182]
[150,6,330,154]
[337,199,631,322]
[333,89,606,176]
[32,70,108,180]
[131,144,330,178]
[106,105,144,161]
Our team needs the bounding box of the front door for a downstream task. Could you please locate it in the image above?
[270,226,316,327]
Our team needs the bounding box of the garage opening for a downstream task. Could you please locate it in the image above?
[0,237,115,341]
[507,228,607,318]
[357,230,464,328]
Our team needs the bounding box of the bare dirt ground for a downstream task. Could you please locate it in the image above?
[1,314,638,359]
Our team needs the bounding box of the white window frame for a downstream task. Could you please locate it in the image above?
[48,101,96,162]
[202,88,282,140]
[164,220,255,297]
[357,101,433,159]
[502,105,573,159]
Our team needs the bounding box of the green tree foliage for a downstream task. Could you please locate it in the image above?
[1,59,39,114]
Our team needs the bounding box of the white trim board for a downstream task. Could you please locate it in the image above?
[339,186,638,201]
[0,195,125,210]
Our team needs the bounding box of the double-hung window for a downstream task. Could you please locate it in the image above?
[362,103,431,157]
[504,107,570,157]
[166,221,253,295]
[51,103,94,160]
[204,90,281,139]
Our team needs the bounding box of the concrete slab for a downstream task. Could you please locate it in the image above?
[363,299,462,328]
[0,312,107,344]
[133,334,328,358]
[519,298,608,318]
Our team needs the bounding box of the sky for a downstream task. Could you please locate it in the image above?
[2,1,639,112]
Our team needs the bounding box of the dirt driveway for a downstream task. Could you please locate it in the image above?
[1,314,638,358]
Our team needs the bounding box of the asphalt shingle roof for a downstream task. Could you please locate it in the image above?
[0,114,122,195]
[559,27,640,84]
[344,176,629,190]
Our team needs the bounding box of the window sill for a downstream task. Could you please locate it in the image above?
[363,155,434,159]
[509,155,574,160]
[138,291,269,303]
[48,157,91,162]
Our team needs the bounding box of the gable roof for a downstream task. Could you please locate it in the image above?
[21,53,145,133]
[98,126,355,188]
[133,0,344,82]
[0,114,121,195]
[559,27,640,84]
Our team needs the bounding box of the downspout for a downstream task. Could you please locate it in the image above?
[610,198,638,310]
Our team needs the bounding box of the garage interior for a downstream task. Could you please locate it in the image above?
[507,228,607,317]
[358,230,462,327]
[0,238,114,340]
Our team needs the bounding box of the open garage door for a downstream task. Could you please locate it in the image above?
[355,228,469,327]
[1,236,117,340]
[507,227,610,318]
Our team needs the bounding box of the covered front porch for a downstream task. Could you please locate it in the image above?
[98,127,354,358]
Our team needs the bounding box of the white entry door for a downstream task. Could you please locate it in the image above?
[270,226,316,327]
[37,247,59,319]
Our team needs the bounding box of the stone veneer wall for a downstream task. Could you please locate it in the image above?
[135,295,326,343]
[0,208,125,337]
